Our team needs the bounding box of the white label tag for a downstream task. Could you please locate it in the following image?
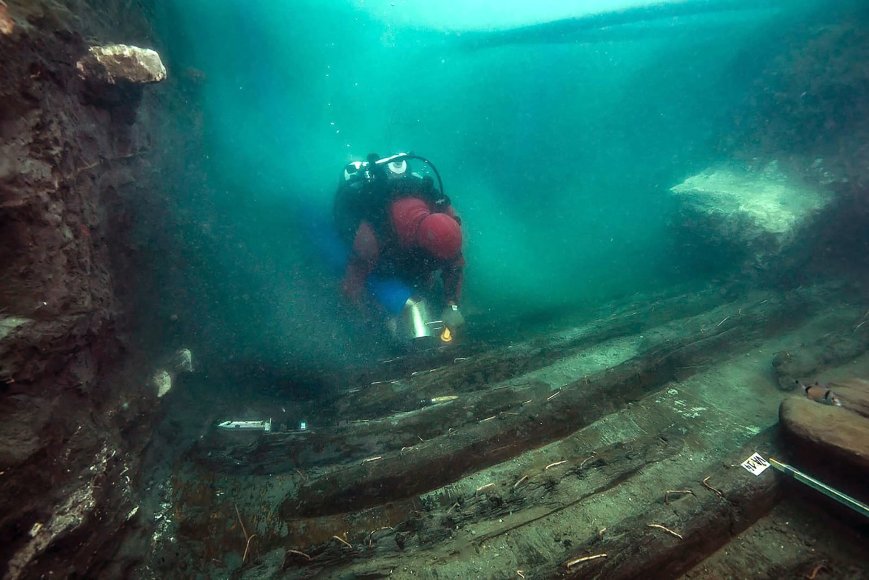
[741,452,770,476]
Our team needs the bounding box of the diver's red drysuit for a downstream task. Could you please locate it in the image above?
[341,196,464,306]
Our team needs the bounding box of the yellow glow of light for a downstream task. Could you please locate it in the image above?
[440,327,453,343]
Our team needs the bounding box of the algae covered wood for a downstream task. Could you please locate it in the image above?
[557,430,783,580]
[279,292,810,518]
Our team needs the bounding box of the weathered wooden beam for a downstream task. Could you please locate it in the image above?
[280,293,811,518]
[553,429,783,580]
[195,293,757,475]
[195,379,551,473]
[332,288,731,419]
[277,430,790,578]
[278,427,687,575]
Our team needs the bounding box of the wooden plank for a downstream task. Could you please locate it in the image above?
[278,428,687,576]
[331,289,730,419]
[554,429,783,579]
[279,293,808,518]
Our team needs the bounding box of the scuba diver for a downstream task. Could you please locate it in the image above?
[333,152,465,347]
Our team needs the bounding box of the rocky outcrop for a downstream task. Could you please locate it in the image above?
[0,1,167,578]
[0,2,14,36]
[670,162,832,273]
[75,43,167,117]
[76,44,167,85]
[723,11,869,283]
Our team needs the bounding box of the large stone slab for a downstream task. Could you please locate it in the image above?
[779,393,869,474]
[671,162,831,270]
[76,44,166,85]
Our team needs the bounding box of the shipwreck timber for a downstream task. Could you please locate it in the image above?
[147,282,869,578]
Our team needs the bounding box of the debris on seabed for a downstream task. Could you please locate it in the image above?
[153,369,172,398]
[431,395,459,404]
[564,553,607,568]
[702,476,725,498]
[647,523,684,540]
[513,475,529,489]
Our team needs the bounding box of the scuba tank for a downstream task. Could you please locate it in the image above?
[335,151,449,245]
[340,152,449,209]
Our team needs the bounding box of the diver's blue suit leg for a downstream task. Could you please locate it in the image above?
[366,277,412,316]
[318,221,411,315]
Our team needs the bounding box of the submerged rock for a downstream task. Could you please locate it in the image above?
[76,44,166,119]
[153,369,172,398]
[671,162,831,271]
[779,389,869,475]
[151,348,195,398]
[76,44,167,85]
[173,347,194,373]
[0,2,15,36]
